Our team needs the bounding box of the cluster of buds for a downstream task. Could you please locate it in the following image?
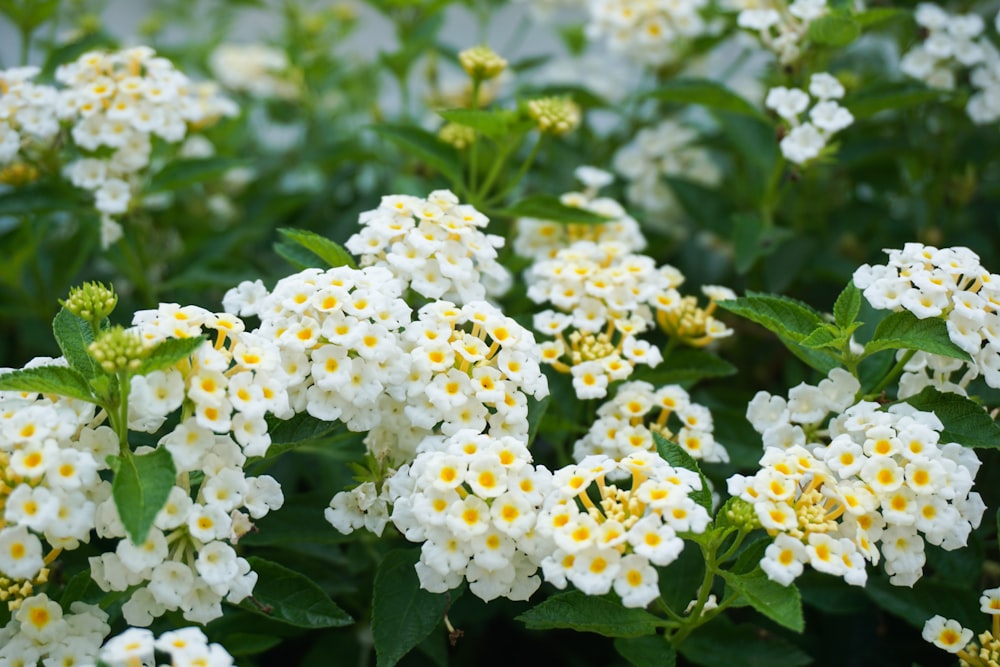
[527,97,581,135]
[459,45,508,81]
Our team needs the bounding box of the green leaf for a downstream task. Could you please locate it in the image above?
[372,549,451,667]
[731,213,793,274]
[0,184,86,216]
[517,591,663,638]
[833,282,862,329]
[614,635,677,667]
[499,195,612,224]
[112,448,177,545]
[652,433,712,513]
[437,108,513,140]
[717,292,825,344]
[808,14,861,47]
[275,240,328,271]
[53,308,101,379]
[277,228,357,269]
[664,178,732,236]
[855,7,905,26]
[904,387,1000,449]
[865,574,979,629]
[864,311,970,361]
[241,556,354,628]
[262,413,357,460]
[526,394,550,447]
[678,617,812,667]
[372,124,463,186]
[722,568,804,632]
[648,79,765,120]
[632,348,736,385]
[0,366,95,403]
[134,336,207,376]
[846,84,943,119]
[798,326,842,351]
[147,157,243,194]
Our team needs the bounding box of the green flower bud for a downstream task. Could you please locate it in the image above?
[527,97,581,136]
[438,122,476,150]
[61,282,118,322]
[88,326,148,374]
[459,45,508,81]
[725,497,761,532]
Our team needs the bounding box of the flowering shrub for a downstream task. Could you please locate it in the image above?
[2,1,1000,666]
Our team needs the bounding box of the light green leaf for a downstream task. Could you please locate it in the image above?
[652,433,712,513]
[0,366,95,403]
[275,240,326,271]
[833,282,862,329]
[799,326,842,351]
[437,108,513,140]
[808,14,861,47]
[372,549,451,667]
[648,79,765,120]
[717,292,825,344]
[614,635,677,667]
[516,591,663,637]
[499,195,612,224]
[147,157,243,194]
[864,311,970,361]
[904,387,1000,449]
[53,308,101,379]
[112,448,177,545]
[722,568,804,632]
[855,7,905,26]
[134,336,207,376]
[372,124,463,185]
[277,228,358,269]
[241,556,354,628]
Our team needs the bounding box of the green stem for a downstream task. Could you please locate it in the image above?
[865,348,916,400]
[670,541,719,646]
[114,371,131,456]
[484,134,545,207]
[468,78,482,193]
[474,136,517,204]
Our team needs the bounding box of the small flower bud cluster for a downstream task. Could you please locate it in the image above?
[575,380,728,464]
[459,45,508,80]
[438,122,476,149]
[854,243,1000,388]
[95,625,234,667]
[585,0,711,67]
[538,453,710,608]
[612,120,720,223]
[88,325,148,373]
[766,73,853,165]
[732,369,985,588]
[513,166,647,262]
[527,97,581,135]
[0,593,109,665]
[346,190,511,303]
[900,4,1000,124]
[209,42,299,100]
[729,0,829,63]
[61,281,117,323]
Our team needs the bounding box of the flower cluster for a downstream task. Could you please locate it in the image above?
[513,167,646,262]
[922,587,1000,664]
[585,0,713,67]
[0,593,110,666]
[732,369,985,587]
[538,453,710,607]
[854,243,1000,388]
[900,4,1000,124]
[345,190,511,303]
[94,625,234,667]
[210,43,299,100]
[612,120,720,224]
[574,380,728,464]
[0,67,60,164]
[728,0,828,63]
[765,73,853,165]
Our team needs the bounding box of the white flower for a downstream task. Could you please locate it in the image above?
[779,123,826,164]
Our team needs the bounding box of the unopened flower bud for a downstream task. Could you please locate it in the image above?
[88,326,147,374]
[438,122,476,149]
[0,163,39,186]
[459,45,507,80]
[61,282,118,322]
[527,97,581,135]
[725,497,761,532]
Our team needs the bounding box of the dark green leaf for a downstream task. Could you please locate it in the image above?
[664,178,732,236]
[722,568,804,632]
[262,413,358,460]
[648,79,765,120]
[865,311,970,361]
[499,195,612,224]
[797,570,869,614]
[0,184,86,216]
[241,556,353,628]
[277,228,357,269]
[846,84,943,119]
[437,108,513,140]
[517,591,663,637]
[679,617,812,667]
[275,240,327,271]
[653,433,712,513]
[808,14,861,47]
[112,448,177,545]
[833,282,862,329]
[134,336,207,376]
[865,574,979,629]
[53,308,101,379]
[372,549,451,667]
[731,213,792,274]
[372,124,462,185]
[526,394,550,448]
[223,634,283,656]
[799,326,842,351]
[632,348,736,385]
[59,569,95,607]
[904,387,1000,449]
[615,635,677,667]
[147,157,243,194]
[0,365,95,403]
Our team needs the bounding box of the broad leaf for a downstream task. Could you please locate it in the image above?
[632,348,736,385]
[277,228,357,269]
[731,213,792,274]
[648,79,765,120]
[53,308,101,379]
[499,195,612,224]
[722,568,804,632]
[904,387,1000,449]
[864,311,970,361]
[241,556,353,628]
[112,448,177,545]
[517,591,662,637]
[134,336,208,376]
[865,574,979,629]
[614,635,677,667]
[372,124,463,185]
[679,617,812,667]
[148,157,243,194]
[275,240,328,271]
[0,365,95,403]
[665,178,733,236]
[846,84,943,119]
[372,549,451,667]
[808,14,861,46]
[437,108,513,140]
[653,434,712,513]
[833,282,862,329]
[717,292,825,344]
